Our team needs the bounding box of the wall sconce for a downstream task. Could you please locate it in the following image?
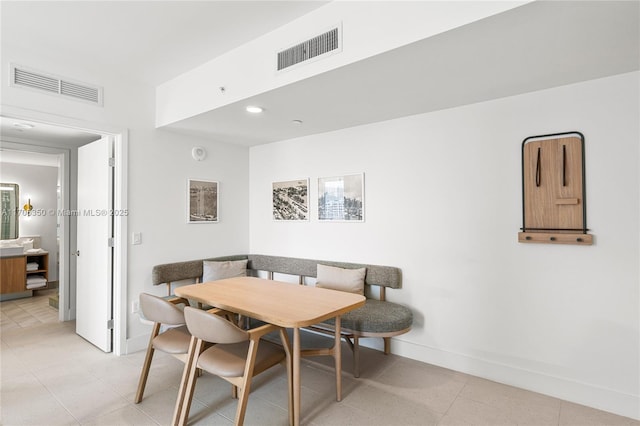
[23,198,33,215]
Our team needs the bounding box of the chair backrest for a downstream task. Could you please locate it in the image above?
[184,307,248,344]
[139,293,185,325]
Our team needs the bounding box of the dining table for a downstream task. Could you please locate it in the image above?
[174,276,366,425]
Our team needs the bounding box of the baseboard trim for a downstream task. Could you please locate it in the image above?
[0,290,33,301]
[391,338,639,421]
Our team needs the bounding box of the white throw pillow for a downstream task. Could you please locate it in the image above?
[315,264,366,295]
[202,259,248,282]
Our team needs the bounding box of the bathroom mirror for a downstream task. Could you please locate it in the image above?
[1,183,19,239]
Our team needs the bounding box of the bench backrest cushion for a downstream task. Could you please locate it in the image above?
[152,255,249,285]
[248,255,401,289]
[152,254,401,290]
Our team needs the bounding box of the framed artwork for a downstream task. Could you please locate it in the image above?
[318,173,364,222]
[187,179,218,223]
[272,178,309,221]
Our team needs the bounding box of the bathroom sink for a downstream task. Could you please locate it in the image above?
[0,246,24,256]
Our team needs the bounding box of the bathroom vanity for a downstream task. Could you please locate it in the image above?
[1,181,54,300]
[0,251,49,301]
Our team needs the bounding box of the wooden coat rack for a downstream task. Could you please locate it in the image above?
[519,131,593,245]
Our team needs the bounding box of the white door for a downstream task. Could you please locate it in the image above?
[76,136,113,352]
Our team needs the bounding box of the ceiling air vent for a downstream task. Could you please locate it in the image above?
[277,25,341,71]
[11,64,103,106]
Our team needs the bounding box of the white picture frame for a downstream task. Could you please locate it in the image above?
[318,173,364,222]
[272,178,309,221]
[187,179,218,223]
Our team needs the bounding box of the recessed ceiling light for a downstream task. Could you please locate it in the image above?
[292,119,303,125]
[246,106,263,114]
[13,122,35,129]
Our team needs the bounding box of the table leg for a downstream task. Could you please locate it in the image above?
[293,327,300,426]
[335,315,342,401]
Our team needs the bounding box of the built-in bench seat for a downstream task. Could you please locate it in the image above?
[151,254,413,377]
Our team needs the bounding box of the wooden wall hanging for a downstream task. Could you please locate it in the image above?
[519,131,593,245]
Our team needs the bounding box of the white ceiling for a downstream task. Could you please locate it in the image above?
[1,1,328,86]
[0,148,60,168]
[0,115,101,165]
[0,0,327,149]
[0,1,638,148]
[0,116,102,147]
[165,0,640,145]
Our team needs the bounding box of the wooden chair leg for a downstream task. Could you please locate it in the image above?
[172,336,198,426]
[135,322,160,403]
[234,339,260,425]
[235,379,253,426]
[177,339,205,426]
[383,337,391,355]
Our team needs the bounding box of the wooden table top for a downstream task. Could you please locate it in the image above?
[174,276,366,328]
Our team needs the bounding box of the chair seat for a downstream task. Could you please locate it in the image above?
[322,299,413,334]
[197,340,285,378]
[153,326,191,354]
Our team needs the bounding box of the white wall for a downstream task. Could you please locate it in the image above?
[125,129,249,345]
[249,72,639,419]
[0,162,58,281]
[1,43,250,348]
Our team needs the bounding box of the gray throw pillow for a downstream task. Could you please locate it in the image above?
[316,264,366,295]
[202,259,248,282]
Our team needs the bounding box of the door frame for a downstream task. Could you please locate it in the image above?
[1,105,128,356]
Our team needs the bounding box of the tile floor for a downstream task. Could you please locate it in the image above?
[1,291,638,426]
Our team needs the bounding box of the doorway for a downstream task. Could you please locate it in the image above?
[0,111,128,355]
[0,149,64,303]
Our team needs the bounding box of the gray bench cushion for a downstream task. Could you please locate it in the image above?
[322,299,413,334]
[152,255,248,285]
[248,254,402,289]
